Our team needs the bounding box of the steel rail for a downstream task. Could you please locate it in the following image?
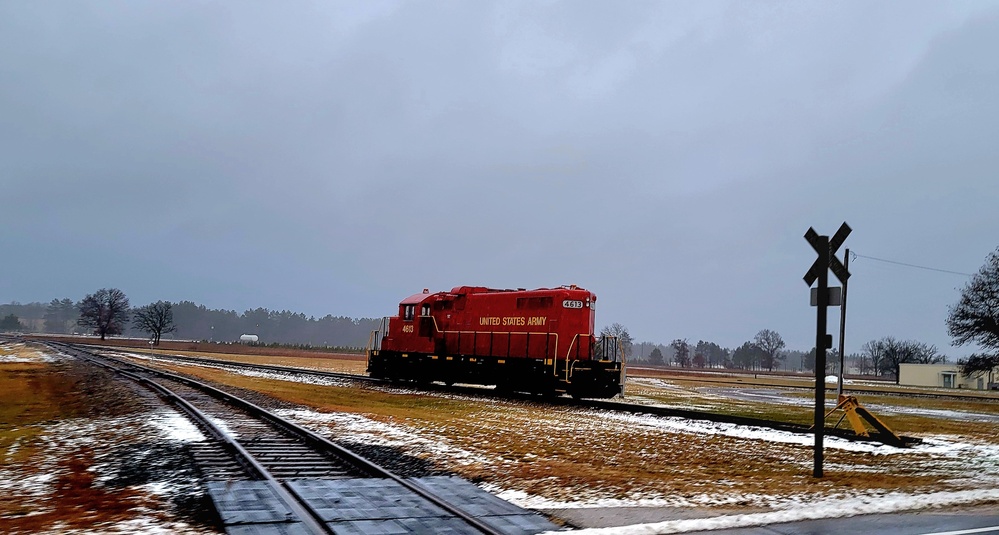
[58,345,333,534]
[54,342,508,535]
[70,340,999,403]
[115,345,919,446]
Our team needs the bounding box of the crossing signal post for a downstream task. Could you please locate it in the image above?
[803,222,851,478]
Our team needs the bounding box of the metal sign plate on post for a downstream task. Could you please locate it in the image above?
[811,287,842,306]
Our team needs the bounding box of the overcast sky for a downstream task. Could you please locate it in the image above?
[2,1,997,357]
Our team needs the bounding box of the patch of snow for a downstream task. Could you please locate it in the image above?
[107,347,999,521]
[485,485,776,510]
[277,408,496,467]
[118,351,360,389]
[0,342,59,363]
[867,403,999,424]
[148,412,207,443]
[56,517,210,534]
[204,415,240,439]
[593,411,909,454]
[540,488,999,534]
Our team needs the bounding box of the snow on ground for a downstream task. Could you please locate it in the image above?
[539,488,999,534]
[146,412,207,443]
[1,396,214,534]
[40,518,210,535]
[596,410,930,455]
[650,378,999,424]
[869,403,999,424]
[0,411,205,498]
[117,351,358,389]
[0,341,60,363]
[277,408,494,467]
[108,350,999,528]
[276,401,999,514]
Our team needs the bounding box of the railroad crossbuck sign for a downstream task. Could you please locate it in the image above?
[803,221,851,478]
[803,223,851,287]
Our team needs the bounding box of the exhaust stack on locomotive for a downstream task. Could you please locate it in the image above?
[366,285,625,398]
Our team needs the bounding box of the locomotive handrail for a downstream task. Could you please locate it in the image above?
[365,330,378,369]
[562,334,588,382]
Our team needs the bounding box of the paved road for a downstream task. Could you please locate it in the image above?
[686,511,999,535]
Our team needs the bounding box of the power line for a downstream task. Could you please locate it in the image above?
[851,252,974,277]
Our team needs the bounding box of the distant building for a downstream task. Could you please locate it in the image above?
[239,334,259,343]
[899,363,998,390]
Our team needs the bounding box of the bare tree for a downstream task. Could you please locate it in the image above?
[133,301,177,345]
[754,329,786,371]
[861,339,887,376]
[871,336,944,384]
[599,323,633,359]
[947,247,999,382]
[77,288,130,341]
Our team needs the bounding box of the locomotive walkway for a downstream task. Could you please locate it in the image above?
[50,343,558,535]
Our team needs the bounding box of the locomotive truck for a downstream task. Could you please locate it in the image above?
[366,285,625,398]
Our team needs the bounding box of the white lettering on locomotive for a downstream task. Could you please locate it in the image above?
[479,316,547,327]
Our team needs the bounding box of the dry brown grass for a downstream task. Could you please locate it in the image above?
[133,348,369,375]
[28,334,365,361]
[148,358,997,509]
[0,360,149,531]
[0,362,73,465]
[0,448,158,533]
[0,343,206,533]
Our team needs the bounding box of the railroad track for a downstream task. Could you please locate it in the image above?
[68,340,995,404]
[94,344,919,447]
[49,342,556,535]
[627,368,999,403]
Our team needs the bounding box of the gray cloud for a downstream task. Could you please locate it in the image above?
[2,1,997,357]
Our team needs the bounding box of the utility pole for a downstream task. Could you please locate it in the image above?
[837,248,850,399]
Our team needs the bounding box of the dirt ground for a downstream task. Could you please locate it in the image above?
[119,347,999,519]
[5,339,999,533]
[0,341,218,534]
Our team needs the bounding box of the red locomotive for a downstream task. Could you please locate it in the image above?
[366,285,624,398]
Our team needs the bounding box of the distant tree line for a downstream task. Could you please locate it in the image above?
[612,243,999,384]
[5,245,997,377]
[1,291,379,348]
[628,327,949,381]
